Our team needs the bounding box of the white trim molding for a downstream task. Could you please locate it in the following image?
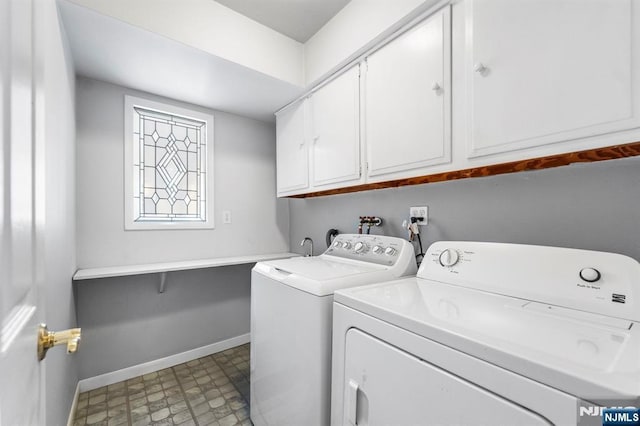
[78,333,250,392]
[66,382,80,426]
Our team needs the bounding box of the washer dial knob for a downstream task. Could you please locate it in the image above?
[439,249,460,267]
[372,245,384,254]
[333,241,341,248]
[579,267,601,283]
[354,242,368,254]
[384,247,397,256]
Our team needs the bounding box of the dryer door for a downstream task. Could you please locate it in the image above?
[342,329,552,426]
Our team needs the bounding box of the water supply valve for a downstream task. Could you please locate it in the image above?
[358,216,383,234]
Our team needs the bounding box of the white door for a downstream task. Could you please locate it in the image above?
[466,0,639,158]
[342,329,551,426]
[0,0,43,424]
[365,6,451,181]
[309,65,361,188]
[276,100,309,196]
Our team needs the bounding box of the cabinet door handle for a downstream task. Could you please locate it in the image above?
[313,135,320,144]
[299,140,305,149]
[474,62,488,74]
[431,82,441,91]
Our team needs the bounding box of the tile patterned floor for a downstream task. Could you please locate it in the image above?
[73,344,252,426]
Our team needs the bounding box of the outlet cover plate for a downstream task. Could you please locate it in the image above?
[410,206,428,225]
[222,210,232,224]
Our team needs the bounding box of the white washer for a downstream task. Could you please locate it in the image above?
[331,241,640,426]
[250,234,417,426]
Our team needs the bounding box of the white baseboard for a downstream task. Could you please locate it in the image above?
[78,333,250,393]
[66,382,80,426]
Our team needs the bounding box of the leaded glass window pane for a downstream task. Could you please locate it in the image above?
[132,106,207,223]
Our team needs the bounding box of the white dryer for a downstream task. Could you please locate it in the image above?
[331,241,640,426]
[251,234,417,426]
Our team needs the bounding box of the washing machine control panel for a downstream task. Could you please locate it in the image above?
[324,234,415,269]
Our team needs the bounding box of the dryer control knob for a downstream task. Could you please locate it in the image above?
[372,245,384,254]
[580,268,601,283]
[354,242,368,254]
[342,241,352,249]
[439,249,460,267]
[385,247,397,256]
[333,241,341,248]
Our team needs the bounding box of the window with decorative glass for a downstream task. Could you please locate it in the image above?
[124,96,214,230]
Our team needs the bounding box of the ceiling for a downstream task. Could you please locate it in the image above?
[58,1,303,122]
[58,0,354,122]
[214,0,351,43]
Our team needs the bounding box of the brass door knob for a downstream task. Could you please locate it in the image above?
[37,324,81,361]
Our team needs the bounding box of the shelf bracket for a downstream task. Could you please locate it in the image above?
[159,272,168,294]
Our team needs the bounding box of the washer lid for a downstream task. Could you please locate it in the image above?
[265,256,382,280]
[253,256,391,296]
[335,278,640,402]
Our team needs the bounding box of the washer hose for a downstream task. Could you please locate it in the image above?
[325,229,339,248]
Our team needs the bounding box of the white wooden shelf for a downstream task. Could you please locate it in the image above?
[73,252,299,281]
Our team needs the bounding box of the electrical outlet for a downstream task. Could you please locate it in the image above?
[410,206,428,225]
[222,210,232,224]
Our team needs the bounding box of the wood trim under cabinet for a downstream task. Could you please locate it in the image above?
[287,141,640,198]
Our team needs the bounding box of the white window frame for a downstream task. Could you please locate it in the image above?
[124,95,214,230]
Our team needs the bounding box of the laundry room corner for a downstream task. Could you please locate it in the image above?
[73,77,290,385]
[4,0,640,425]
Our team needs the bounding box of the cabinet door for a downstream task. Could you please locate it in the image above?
[467,0,639,158]
[276,100,308,195]
[365,7,451,180]
[309,65,361,187]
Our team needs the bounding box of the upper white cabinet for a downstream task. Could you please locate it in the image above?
[309,65,362,188]
[276,65,362,196]
[276,100,308,195]
[466,0,640,158]
[276,1,640,197]
[365,6,451,181]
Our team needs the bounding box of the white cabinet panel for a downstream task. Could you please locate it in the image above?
[341,329,551,426]
[365,7,451,180]
[276,100,308,195]
[310,65,361,187]
[467,0,639,158]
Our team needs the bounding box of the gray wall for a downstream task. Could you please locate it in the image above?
[38,2,78,425]
[289,157,640,261]
[75,78,287,379]
[76,265,252,379]
[75,77,289,268]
